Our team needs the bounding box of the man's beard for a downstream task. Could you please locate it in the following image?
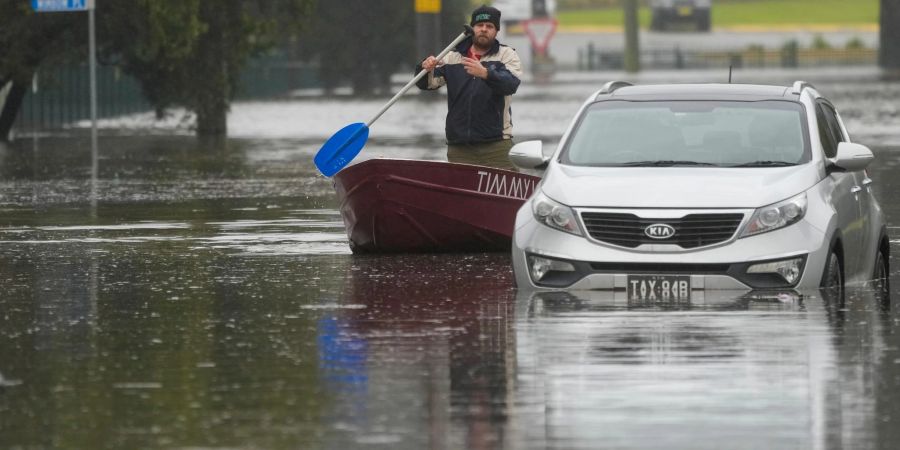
[474,33,494,50]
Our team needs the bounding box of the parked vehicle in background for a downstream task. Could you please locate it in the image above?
[650,0,712,32]
[508,81,888,299]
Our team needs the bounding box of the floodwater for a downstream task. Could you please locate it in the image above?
[1,70,900,449]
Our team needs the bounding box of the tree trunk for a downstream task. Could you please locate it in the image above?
[350,31,374,96]
[193,45,229,136]
[193,0,235,137]
[194,75,228,137]
[881,0,900,74]
[350,71,374,96]
[0,79,28,142]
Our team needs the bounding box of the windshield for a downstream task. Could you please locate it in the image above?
[562,100,810,167]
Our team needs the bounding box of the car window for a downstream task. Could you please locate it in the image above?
[562,100,810,167]
[816,101,845,159]
[815,104,838,158]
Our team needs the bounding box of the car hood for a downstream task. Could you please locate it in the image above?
[541,164,821,209]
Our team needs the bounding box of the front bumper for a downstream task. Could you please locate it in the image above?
[522,255,808,290]
[513,209,831,291]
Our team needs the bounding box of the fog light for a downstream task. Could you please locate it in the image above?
[528,255,576,282]
[747,258,803,284]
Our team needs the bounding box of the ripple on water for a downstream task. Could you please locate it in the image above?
[0,215,352,256]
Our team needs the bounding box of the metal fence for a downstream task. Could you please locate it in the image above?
[13,55,321,132]
[578,44,879,71]
[15,63,150,131]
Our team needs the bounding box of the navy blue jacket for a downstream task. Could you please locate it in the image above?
[416,37,523,145]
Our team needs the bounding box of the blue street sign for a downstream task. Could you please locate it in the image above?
[31,0,94,12]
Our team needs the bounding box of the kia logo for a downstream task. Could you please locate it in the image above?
[644,223,676,239]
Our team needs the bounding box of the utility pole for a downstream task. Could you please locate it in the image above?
[533,0,547,17]
[623,0,640,73]
[880,0,900,77]
[415,0,442,62]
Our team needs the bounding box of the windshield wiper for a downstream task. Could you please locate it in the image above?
[621,160,717,167]
[730,161,797,167]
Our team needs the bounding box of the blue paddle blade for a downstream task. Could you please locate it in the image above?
[314,122,370,177]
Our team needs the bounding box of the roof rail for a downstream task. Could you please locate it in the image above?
[791,80,815,94]
[598,80,633,95]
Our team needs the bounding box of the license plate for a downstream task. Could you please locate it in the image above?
[627,275,691,301]
[677,6,693,16]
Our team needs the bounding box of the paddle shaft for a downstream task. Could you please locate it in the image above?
[366,27,473,127]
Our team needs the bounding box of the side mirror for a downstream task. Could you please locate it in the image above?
[509,140,549,170]
[829,142,874,172]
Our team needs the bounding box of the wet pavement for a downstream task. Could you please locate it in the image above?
[1,70,900,449]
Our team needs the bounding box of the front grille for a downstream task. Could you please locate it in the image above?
[581,212,744,249]
[589,262,730,273]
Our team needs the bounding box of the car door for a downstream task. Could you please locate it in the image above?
[832,107,876,278]
[816,100,864,278]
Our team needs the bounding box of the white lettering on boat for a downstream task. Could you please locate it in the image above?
[476,170,536,199]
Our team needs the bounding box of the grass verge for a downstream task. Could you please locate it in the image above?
[556,0,878,29]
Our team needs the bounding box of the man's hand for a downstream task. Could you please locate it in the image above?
[421,56,440,72]
[461,57,488,79]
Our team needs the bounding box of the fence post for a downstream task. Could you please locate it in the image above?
[587,42,595,71]
[781,40,799,68]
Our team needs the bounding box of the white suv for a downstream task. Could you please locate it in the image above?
[509,81,888,299]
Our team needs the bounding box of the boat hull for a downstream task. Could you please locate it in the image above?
[333,159,540,253]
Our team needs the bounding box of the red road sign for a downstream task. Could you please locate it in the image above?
[522,17,558,56]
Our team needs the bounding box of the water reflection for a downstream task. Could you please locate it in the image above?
[511,287,898,449]
[521,289,807,313]
[317,254,517,449]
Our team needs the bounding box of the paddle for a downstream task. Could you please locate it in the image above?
[314,25,475,177]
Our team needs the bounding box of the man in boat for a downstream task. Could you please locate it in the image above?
[417,5,523,171]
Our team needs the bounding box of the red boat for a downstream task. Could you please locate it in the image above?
[333,159,541,253]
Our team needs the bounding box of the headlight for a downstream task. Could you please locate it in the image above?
[531,191,583,236]
[740,192,807,238]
